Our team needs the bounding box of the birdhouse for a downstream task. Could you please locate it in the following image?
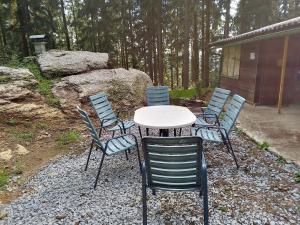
[29,34,47,55]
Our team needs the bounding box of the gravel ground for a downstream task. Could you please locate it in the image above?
[0,127,299,225]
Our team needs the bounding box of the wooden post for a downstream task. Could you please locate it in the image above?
[277,35,289,113]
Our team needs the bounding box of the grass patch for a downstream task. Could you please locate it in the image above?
[257,141,269,151]
[0,76,12,84]
[295,171,300,183]
[0,170,10,188]
[276,155,287,164]
[170,88,197,99]
[11,131,36,142]
[26,63,61,108]
[6,118,17,126]
[218,205,229,213]
[169,87,214,100]
[57,130,81,146]
[35,122,49,130]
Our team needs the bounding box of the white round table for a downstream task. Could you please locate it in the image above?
[134,105,196,136]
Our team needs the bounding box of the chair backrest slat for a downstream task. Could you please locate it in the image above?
[206,88,230,116]
[89,92,118,126]
[220,94,245,134]
[146,86,170,106]
[77,107,104,150]
[142,137,203,190]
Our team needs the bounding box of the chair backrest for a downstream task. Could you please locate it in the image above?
[220,94,246,134]
[205,88,231,116]
[142,136,203,191]
[89,92,118,126]
[77,106,104,150]
[146,86,170,106]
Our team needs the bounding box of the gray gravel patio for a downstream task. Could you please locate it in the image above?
[0,127,299,225]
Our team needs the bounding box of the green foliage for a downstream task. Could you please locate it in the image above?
[25,63,61,108]
[218,205,229,213]
[35,122,49,130]
[0,170,10,188]
[11,131,36,142]
[257,141,269,151]
[57,130,81,146]
[6,119,17,126]
[276,155,286,164]
[0,76,12,84]
[169,87,213,100]
[294,171,300,184]
[170,88,197,99]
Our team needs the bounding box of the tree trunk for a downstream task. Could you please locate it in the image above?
[0,13,7,47]
[153,35,158,85]
[218,0,231,86]
[60,0,71,50]
[157,0,164,85]
[192,0,199,85]
[70,0,79,49]
[170,66,174,90]
[201,0,205,86]
[182,0,190,89]
[224,0,230,38]
[203,0,210,87]
[16,0,31,56]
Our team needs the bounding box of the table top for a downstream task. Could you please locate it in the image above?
[134,105,196,129]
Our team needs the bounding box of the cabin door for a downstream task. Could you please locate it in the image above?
[258,38,283,105]
[286,34,300,105]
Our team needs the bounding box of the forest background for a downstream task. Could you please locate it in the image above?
[0,0,299,90]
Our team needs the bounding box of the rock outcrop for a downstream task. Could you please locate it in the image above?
[0,66,63,118]
[52,68,152,114]
[38,50,110,78]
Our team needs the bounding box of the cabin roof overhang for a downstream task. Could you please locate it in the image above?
[210,16,300,47]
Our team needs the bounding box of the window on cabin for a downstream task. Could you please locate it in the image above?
[222,45,241,79]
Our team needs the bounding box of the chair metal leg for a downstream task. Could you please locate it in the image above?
[179,128,182,136]
[174,129,177,136]
[94,154,105,189]
[142,180,147,225]
[203,181,209,225]
[227,137,239,169]
[85,140,94,171]
[125,150,129,160]
[146,128,149,136]
[136,145,142,173]
[138,126,143,139]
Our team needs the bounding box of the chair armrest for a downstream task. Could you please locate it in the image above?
[196,113,217,118]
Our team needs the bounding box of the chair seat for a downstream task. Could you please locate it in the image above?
[191,128,222,143]
[107,120,135,131]
[101,135,136,155]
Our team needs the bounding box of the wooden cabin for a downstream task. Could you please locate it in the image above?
[210,17,300,112]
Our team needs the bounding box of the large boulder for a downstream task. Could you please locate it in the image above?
[52,68,152,114]
[0,66,63,118]
[0,67,37,101]
[38,50,110,78]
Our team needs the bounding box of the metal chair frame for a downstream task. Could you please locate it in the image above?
[77,106,141,189]
[141,136,209,225]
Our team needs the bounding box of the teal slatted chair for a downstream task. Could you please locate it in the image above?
[192,94,246,169]
[77,106,141,189]
[89,92,135,137]
[195,88,231,126]
[141,137,208,225]
[146,86,170,106]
